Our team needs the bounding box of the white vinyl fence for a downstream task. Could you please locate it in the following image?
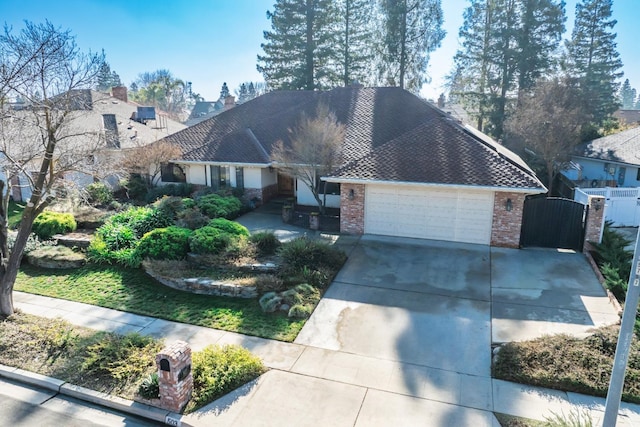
[575,187,640,227]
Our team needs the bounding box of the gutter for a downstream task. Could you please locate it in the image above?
[321,177,547,194]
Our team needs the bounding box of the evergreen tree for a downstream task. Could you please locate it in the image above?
[620,79,635,109]
[336,0,375,86]
[96,61,112,91]
[257,0,340,90]
[565,0,622,125]
[110,70,122,87]
[219,82,230,100]
[248,82,257,99]
[237,83,249,103]
[378,0,445,92]
[450,0,565,138]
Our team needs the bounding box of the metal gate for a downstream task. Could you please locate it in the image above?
[520,196,588,251]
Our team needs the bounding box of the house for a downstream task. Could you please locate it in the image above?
[564,126,640,227]
[563,126,640,188]
[161,87,546,247]
[1,87,186,201]
[613,109,640,126]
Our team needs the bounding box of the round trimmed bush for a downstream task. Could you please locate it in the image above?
[85,182,113,206]
[136,226,192,260]
[249,232,280,255]
[32,211,77,240]
[196,194,243,219]
[189,226,231,255]
[207,218,249,237]
[108,207,173,238]
[95,222,137,251]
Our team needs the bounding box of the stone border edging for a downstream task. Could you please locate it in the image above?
[0,363,190,426]
[143,266,259,298]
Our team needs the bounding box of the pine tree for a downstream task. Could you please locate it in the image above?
[335,0,375,86]
[257,0,340,90]
[248,82,256,99]
[451,0,565,138]
[110,70,122,87]
[378,0,445,92]
[219,82,230,100]
[620,79,635,109]
[237,83,249,103]
[565,0,622,125]
[96,61,112,91]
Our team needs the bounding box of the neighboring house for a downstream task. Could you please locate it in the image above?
[161,87,546,247]
[564,126,640,189]
[564,126,640,227]
[613,109,640,126]
[1,87,186,201]
[184,96,236,126]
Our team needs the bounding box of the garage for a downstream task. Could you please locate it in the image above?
[364,185,495,244]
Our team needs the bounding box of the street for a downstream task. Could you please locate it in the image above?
[0,377,160,427]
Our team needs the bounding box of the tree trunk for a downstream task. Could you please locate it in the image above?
[0,207,37,316]
[305,0,316,90]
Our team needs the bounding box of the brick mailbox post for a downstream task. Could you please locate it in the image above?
[156,341,193,413]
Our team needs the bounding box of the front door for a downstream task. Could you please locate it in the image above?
[277,173,294,196]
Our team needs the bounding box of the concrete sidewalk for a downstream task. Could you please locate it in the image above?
[9,291,640,426]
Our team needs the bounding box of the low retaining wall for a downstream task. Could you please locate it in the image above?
[144,268,259,298]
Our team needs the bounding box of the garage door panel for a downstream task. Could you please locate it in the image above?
[364,186,494,245]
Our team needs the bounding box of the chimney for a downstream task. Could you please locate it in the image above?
[437,93,445,108]
[112,86,128,103]
[224,95,235,110]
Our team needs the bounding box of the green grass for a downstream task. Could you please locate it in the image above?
[15,264,305,342]
[8,200,25,228]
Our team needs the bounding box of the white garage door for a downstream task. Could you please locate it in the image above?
[364,185,494,244]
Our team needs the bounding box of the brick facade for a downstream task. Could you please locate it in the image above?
[340,183,365,234]
[243,183,278,205]
[156,341,193,413]
[491,192,526,248]
[584,195,605,246]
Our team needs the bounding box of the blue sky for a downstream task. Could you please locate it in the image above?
[2,0,638,102]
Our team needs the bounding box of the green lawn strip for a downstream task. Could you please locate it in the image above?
[15,264,304,342]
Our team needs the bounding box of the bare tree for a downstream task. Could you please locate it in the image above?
[271,104,345,214]
[119,141,182,187]
[505,77,586,194]
[0,21,103,316]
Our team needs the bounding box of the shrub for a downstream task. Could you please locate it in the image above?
[176,207,209,230]
[249,232,280,255]
[278,237,346,271]
[145,183,193,203]
[136,227,192,260]
[592,223,633,301]
[153,196,186,220]
[95,223,138,251]
[32,211,77,240]
[189,344,265,411]
[81,332,161,384]
[182,198,196,210]
[87,236,141,268]
[138,373,159,400]
[288,304,313,318]
[281,289,303,306]
[85,182,113,206]
[207,218,250,237]
[196,194,243,219]
[108,206,173,238]
[189,226,231,255]
[121,176,148,201]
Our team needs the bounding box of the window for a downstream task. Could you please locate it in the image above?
[210,165,230,190]
[636,168,640,181]
[315,174,340,195]
[235,167,244,190]
[161,163,186,183]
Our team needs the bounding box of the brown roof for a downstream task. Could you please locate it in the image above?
[163,87,544,191]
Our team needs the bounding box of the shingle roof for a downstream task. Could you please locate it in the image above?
[162,87,544,191]
[575,126,640,166]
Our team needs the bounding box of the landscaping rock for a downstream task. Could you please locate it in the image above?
[26,246,86,269]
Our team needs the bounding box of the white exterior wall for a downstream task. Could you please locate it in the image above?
[261,167,277,187]
[244,167,264,188]
[187,164,207,186]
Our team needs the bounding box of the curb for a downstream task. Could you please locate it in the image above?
[0,363,191,427]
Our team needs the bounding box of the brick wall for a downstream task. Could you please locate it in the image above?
[340,183,365,234]
[491,192,526,248]
[584,195,605,246]
[243,184,278,205]
[156,341,193,413]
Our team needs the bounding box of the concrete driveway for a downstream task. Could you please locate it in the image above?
[296,235,620,378]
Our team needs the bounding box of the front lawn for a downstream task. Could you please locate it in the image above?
[15,263,305,342]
